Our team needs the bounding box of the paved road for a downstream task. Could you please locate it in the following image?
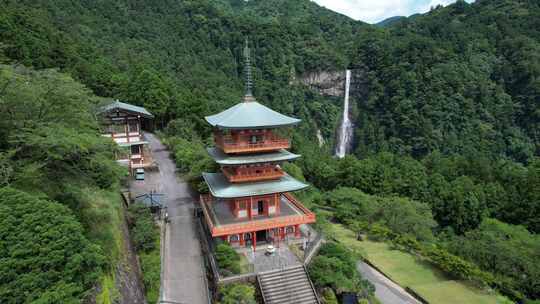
[357,261,421,304]
[146,133,208,304]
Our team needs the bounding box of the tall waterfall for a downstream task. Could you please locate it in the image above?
[335,70,353,158]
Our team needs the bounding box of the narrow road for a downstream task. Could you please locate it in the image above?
[146,133,208,304]
[357,261,420,304]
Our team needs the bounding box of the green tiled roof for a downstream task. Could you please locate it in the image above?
[117,141,149,147]
[207,148,300,165]
[202,172,308,198]
[205,101,300,129]
[98,100,154,118]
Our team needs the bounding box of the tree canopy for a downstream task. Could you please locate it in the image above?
[0,187,104,303]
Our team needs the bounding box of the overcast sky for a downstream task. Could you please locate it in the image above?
[312,0,472,24]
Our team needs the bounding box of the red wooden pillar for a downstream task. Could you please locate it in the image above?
[240,233,245,246]
[252,231,257,251]
[248,197,253,219]
[295,225,301,238]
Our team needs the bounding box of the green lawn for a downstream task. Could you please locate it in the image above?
[328,224,511,304]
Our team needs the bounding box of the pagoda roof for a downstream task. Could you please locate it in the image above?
[205,101,300,130]
[207,148,300,165]
[202,172,308,198]
[98,100,154,118]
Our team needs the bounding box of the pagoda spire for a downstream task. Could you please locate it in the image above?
[243,38,255,102]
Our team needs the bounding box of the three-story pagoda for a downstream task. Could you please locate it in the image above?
[199,42,315,250]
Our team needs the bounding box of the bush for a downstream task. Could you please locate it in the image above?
[215,243,241,275]
[140,239,160,303]
[310,243,373,295]
[321,287,338,304]
[128,204,157,252]
[218,283,256,304]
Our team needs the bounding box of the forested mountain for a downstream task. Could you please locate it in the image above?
[350,0,539,162]
[375,16,406,27]
[0,0,539,303]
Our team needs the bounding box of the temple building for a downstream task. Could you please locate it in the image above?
[98,100,154,171]
[199,42,316,250]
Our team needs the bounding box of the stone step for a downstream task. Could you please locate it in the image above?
[263,280,312,296]
[260,265,304,275]
[265,286,315,302]
[260,268,304,279]
[260,271,307,286]
[258,266,319,304]
[268,295,317,304]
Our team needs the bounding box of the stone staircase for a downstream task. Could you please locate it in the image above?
[258,265,319,304]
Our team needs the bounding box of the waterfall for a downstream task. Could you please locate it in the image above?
[335,70,353,158]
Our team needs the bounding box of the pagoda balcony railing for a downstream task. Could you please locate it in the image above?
[215,135,290,153]
[222,167,285,183]
[199,194,315,237]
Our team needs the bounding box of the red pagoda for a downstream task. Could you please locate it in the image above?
[199,42,316,250]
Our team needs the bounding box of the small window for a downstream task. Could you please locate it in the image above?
[111,123,125,134]
[130,145,140,155]
[244,233,252,240]
[286,226,295,234]
[230,234,239,242]
[239,202,246,209]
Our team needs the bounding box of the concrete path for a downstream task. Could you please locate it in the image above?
[357,261,421,304]
[145,133,208,304]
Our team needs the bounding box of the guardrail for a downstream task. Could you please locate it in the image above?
[200,194,316,237]
[303,233,324,265]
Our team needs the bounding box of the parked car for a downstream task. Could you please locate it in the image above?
[135,168,145,180]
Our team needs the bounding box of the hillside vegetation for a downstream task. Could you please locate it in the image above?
[0,0,539,302]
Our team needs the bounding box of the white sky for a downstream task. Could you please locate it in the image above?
[312,0,472,24]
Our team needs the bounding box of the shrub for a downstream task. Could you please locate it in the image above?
[321,288,338,304]
[128,204,157,252]
[310,243,373,295]
[215,243,241,275]
[219,283,256,304]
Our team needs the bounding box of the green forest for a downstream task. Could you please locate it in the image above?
[0,0,539,303]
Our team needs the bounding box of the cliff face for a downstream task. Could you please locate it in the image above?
[299,71,345,97]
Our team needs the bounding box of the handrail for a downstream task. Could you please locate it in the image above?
[284,193,316,217]
[222,167,285,183]
[199,194,315,237]
[214,135,290,153]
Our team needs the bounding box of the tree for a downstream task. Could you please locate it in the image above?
[0,187,104,303]
[431,176,487,234]
[125,68,171,125]
[444,218,540,299]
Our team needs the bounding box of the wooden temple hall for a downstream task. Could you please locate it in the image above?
[97,100,154,171]
[199,43,315,250]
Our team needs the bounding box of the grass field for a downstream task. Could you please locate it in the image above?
[327,224,511,304]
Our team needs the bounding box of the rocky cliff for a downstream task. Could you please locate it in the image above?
[299,71,345,97]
